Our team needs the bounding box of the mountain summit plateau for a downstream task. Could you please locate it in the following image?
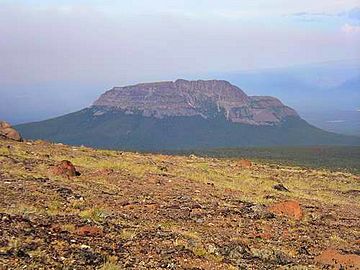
[93,79,298,126]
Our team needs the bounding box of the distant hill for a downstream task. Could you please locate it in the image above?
[16,79,360,150]
[212,60,360,110]
[210,60,360,136]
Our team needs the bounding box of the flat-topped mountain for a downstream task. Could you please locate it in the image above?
[93,79,298,125]
[16,79,360,150]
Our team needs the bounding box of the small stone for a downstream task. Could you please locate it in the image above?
[298,246,310,255]
[75,226,103,237]
[273,184,289,192]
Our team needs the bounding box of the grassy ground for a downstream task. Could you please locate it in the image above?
[0,138,359,269]
[163,146,360,175]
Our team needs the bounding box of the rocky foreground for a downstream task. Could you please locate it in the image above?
[0,137,359,269]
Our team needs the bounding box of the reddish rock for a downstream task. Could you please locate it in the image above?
[252,230,272,240]
[250,224,273,240]
[315,249,360,269]
[268,200,303,220]
[50,160,79,177]
[0,121,11,129]
[0,121,22,141]
[75,226,103,236]
[51,224,67,233]
[96,168,114,175]
[238,159,252,168]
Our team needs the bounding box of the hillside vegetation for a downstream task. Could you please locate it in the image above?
[16,108,360,151]
[0,138,359,269]
[165,146,360,174]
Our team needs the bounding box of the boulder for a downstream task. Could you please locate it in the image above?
[0,121,11,129]
[268,200,303,220]
[238,159,252,168]
[0,121,22,141]
[315,249,360,269]
[50,160,80,177]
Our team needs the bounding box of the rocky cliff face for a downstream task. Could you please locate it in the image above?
[93,79,298,125]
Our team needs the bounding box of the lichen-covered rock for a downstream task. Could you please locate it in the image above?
[93,79,298,126]
[0,121,22,141]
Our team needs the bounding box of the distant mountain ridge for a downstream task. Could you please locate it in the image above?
[93,79,298,126]
[16,79,360,150]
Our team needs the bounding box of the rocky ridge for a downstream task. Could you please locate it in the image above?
[93,79,298,125]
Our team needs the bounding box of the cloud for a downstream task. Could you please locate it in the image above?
[290,6,360,34]
[0,3,359,87]
[326,120,345,123]
[292,12,333,17]
[291,11,338,21]
[291,6,360,21]
[347,7,360,21]
[0,0,359,124]
[342,23,360,33]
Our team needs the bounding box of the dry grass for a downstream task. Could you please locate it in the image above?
[0,138,359,269]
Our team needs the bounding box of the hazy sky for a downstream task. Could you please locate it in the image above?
[0,0,360,123]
